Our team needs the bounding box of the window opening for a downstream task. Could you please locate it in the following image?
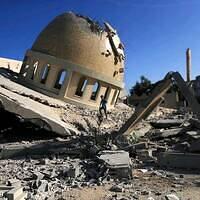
[54,70,67,89]
[31,61,39,80]
[41,64,50,84]
[90,82,100,100]
[75,77,88,97]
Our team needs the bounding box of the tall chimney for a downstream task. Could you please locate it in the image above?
[186,48,191,82]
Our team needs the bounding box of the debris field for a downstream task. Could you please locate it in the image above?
[0,69,200,200]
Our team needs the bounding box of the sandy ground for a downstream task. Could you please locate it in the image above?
[61,169,200,200]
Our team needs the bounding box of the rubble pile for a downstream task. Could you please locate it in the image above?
[0,72,200,199]
[0,147,132,200]
[60,102,133,136]
[0,107,200,199]
[0,141,199,200]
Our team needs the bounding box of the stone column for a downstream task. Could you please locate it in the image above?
[82,78,93,101]
[33,60,46,83]
[58,70,72,98]
[45,65,60,90]
[25,58,34,80]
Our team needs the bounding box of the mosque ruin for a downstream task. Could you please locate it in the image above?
[19,12,125,109]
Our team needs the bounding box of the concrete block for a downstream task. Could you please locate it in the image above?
[7,179,21,188]
[157,152,200,169]
[0,185,26,200]
[98,150,131,179]
[150,119,184,128]
[133,142,148,150]
[6,187,23,200]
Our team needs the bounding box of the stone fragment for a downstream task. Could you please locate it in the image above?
[133,142,148,150]
[7,179,21,187]
[165,194,179,200]
[150,119,184,128]
[151,128,183,140]
[98,150,131,179]
[148,197,155,200]
[38,180,48,193]
[0,185,27,200]
[109,185,124,192]
[32,171,44,181]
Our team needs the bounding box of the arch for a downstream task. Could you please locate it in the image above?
[54,70,68,89]
[41,64,50,84]
[31,61,39,80]
[75,77,88,97]
[90,82,100,101]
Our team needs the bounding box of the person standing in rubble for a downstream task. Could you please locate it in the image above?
[99,95,108,119]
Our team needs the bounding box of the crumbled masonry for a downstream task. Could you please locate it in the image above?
[1,84,200,199]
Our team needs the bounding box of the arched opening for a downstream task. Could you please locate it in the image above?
[41,64,50,84]
[111,89,118,105]
[31,61,39,80]
[54,70,68,89]
[90,82,100,101]
[75,77,88,97]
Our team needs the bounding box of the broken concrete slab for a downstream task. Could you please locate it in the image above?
[98,150,131,179]
[133,142,148,150]
[0,185,27,200]
[7,179,21,188]
[0,140,81,159]
[150,119,184,128]
[185,131,200,140]
[0,89,77,136]
[37,180,48,193]
[150,128,184,140]
[157,152,200,169]
[165,194,180,200]
[59,163,81,179]
[0,74,78,136]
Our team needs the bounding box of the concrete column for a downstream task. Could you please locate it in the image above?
[58,70,72,98]
[97,84,107,105]
[186,48,191,82]
[25,58,34,80]
[82,78,93,101]
[33,60,46,83]
[45,65,60,90]
[108,88,115,106]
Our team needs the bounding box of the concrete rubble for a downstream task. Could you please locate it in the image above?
[0,104,200,199]
[0,70,200,199]
[0,179,27,200]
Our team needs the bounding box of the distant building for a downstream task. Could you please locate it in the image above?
[19,12,125,109]
[0,57,22,73]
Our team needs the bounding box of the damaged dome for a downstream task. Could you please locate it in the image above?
[31,12,125,81]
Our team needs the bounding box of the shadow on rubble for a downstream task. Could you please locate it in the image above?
[0,108,60,143]
[0,109,109,160]
[0,68,19,81]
